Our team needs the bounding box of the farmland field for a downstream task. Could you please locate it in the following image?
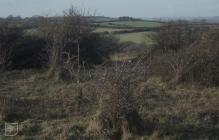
[94,27,131,33]
[96,20,161,28]
[116,31,154,44]
[94,20,160,44]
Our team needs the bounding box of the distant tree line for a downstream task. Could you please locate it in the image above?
[118,16,142,21]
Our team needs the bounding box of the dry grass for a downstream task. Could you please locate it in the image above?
[0,67,218,139]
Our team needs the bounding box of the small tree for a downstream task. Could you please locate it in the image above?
[161,48,197,83]
[41,7,90,79]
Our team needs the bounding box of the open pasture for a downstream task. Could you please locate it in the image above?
[116,31,154,44]
[96,20,161,28]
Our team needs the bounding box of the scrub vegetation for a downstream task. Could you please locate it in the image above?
[0,8,218,140]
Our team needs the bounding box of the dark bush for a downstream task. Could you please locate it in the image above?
[152,21,207,52]
[9,35,46,69]
[88,63,145,140]
[64,33,119,65]
[149,23,219,86]
[0,22,23,69]
[185,29,219,86]
[0,22,47,70]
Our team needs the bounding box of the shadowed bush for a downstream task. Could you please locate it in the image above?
[88,64,145,140]
[148,21,219,86]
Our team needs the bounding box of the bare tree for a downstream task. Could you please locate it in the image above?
[163,48,197,83]
[153,20,204,52]
[41,6,91,80]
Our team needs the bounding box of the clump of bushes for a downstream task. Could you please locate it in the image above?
[88,64,145,140]
[149,21,219,86]
[0,22,23,69]
[0,9,119,73]
[78,33,119,64]
[152,20,206,52]
[186,29,219,86]
[0,21,47,70]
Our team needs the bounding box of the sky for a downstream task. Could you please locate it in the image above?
[0,0,219,18]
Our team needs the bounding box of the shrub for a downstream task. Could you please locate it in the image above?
[185,28,219,86]
[10,35,46,69]
[88,64,145,140]
[149,21,218,86]
[152,20,206,52]
[78,33,119,64]
[0,21,47,70]
[0,22,23,69]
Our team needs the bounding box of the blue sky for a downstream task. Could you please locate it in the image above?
[0,0,219,17]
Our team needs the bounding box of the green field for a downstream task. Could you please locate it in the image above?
[94,20,160,44]
[94,27,131,33]
[116,32,154,44]
[97,20,161,28]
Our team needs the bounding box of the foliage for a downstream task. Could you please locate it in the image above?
[0,22,23,69]
[88,63,145,140]
[152,20,206,51]
[149,21,219,86]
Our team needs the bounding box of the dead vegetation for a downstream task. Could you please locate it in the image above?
[148,21,219,86]
[88,64,145,140]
